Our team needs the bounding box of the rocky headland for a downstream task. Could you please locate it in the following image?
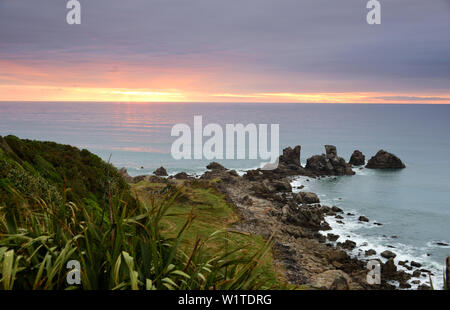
[121,146,430,290]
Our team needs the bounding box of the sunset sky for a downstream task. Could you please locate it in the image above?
[0,0,449,103]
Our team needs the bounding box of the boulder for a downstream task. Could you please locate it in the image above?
[309,270,351,290]
[305,145,355,176]
[418,284,431,290]
[206,162,227,171]
[349,150,365,166]
[296,191,320,204]
[412,270,422,277]
[365,249,377,256]
[173,172,189,179]
[381,250,397,259]
[339,240,357,250]
[327,233,340,241]
[153,166,168,176]
[282,204,330,231]
[272,179,292,192]
[331,206,343,213]
[410,261,422,268]
[382,258,397,276]
[365,150,406,169]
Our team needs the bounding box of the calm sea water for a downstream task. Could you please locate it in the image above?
[1,102,449,287]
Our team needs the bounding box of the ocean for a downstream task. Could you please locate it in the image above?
[1,101,449,288]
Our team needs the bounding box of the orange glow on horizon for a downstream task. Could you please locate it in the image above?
[1,85,450,104]
[1,59,450,104]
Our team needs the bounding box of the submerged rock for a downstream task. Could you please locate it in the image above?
[358,216,369,222]
[349,150,365,166]
[365,150,406,169]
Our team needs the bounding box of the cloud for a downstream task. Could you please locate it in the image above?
[0,0,449,96]
[374,96,450,102]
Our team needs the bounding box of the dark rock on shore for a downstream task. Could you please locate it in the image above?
[206,162,227,171]
[279,145,302,167]
[383,258,397,275]
[309,270,351,290]
[381,250,397,259]
[295,191,320,204]
[305,145,355,176]
[332,206,343,213]
[339,240,357,250]
[327,233,340,241]
[410,261,422,268]
[366,150,406,169]
[349,150,365,166]
[153,166,168,176]
[282,203,330,231]
[173,172,190,179]
[365,249,377,256]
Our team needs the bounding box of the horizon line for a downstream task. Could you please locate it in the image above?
[1,100,450,105]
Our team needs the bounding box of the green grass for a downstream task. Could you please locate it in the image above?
[0,136,292,290]
[131,179,290,289]
[0,181,283,290]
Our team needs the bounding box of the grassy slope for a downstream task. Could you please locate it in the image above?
[0,135,136,209]
[0,136,293,289]
[131,179,291,289]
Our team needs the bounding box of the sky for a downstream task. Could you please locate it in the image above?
[0,0,449,103]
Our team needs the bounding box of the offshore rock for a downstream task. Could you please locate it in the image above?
[305,145,355,176]
[366,150,406,169]
[349,150,365,166]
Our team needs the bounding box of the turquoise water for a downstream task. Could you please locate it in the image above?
[1,102,449,287]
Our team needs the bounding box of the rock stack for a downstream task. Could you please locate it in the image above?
[349,150,365,166]
[305,145,355,176]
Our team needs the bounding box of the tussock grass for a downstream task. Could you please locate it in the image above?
[0,182,279,290]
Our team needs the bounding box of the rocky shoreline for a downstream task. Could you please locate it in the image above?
[120,146,432,290]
